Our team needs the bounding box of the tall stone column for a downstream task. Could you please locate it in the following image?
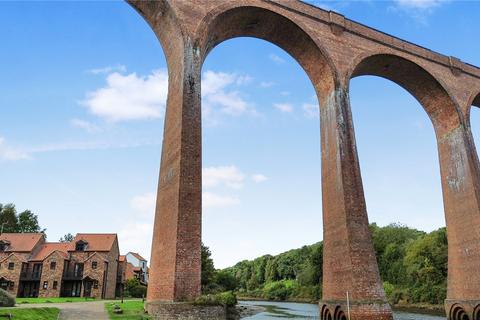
[146,40,202,305]
[319,83,393,320]
[437,124,480,320]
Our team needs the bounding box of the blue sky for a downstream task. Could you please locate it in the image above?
[0,0,479,269]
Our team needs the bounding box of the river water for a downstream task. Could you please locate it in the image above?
[239,301,446,319]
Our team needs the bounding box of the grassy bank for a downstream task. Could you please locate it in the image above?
[105,300,151,319]
[0,307,60,320]
[393,303,446,316]
[17,297,96,304]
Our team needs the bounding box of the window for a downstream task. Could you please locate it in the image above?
[43,281,48,289]
[53,281,58,290]
[75,241,87,251]
[50,261,56,270]
[93,280,98,289]
[0,241,9,252]
[92,261,97,269]
[8,263,14,270]
[8,282,14,290]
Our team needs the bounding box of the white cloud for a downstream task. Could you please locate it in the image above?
[81,69,168,122]
[82,69,254,125]
[394,0,445,9]
[252,174,268,183]
[118,221,153,262]
[130,192,156,216]
[303,103,319,118]
[0,137,29,161]
[391,0,448,23]
[70,119,101,133]
[26,139,158,154]
[203,192,240,209]
[274,103,294,113]
[280,91,290,96]
[86,65,127,75]
[203,165,245,189]
[269,54,285,64]
[202,71,255,119]
[260,81,275,88]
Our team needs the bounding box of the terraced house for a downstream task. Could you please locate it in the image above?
[0,233,119,299]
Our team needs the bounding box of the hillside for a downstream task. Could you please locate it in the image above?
[203,223,448,307]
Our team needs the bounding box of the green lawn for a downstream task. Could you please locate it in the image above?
[105,300,151,319]
[16,297,96,304]
[0,307,60,320]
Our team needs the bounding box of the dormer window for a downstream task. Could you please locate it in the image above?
[0,240,10,252]
[75,240,88,251]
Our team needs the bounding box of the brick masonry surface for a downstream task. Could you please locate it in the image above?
[39,251,66,298]
[146,302,226,320]
[127,1,480,319]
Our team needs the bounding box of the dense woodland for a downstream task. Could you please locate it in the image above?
[202,223,448,306]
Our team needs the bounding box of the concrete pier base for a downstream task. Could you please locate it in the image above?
[146,301,226,320]
[319,300,393,320]
[445,299,480,320]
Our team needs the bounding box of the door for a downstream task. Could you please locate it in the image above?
[83,280,92,297]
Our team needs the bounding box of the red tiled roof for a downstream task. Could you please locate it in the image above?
[119,255,126,262]
[128,252,146,261]
[69,234,117,252]
[0,253,28,263]
[0,233,44,252]
[30,243,70,261]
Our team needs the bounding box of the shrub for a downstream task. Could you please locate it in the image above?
[128,284,147,298]
[263,280,297,301]
[124,278,147,298]
[0,288,15,307]
[194,291,237,308]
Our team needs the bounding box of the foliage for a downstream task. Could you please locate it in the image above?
[207,224,448,305]
[201,243,216,292]
[194,291,237,307]
[105,300,152,319]
[59,233,75,242]
[0,288,15,307]
[0,203,45,234]
[0,307,60,320]
[125,278,147,298]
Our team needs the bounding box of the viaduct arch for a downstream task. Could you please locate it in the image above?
[128,1,480,319]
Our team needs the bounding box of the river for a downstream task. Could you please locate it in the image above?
[239,301,446,319]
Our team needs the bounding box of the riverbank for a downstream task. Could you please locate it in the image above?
[393,303,445,316]
[238,297,445,317]
[229,304,265,319]
[238,296,317,304]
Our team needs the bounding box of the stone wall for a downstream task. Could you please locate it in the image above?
[146,302,226,320]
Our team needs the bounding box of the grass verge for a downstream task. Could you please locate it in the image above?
[0,307,60,320]
[16,297,96,304]
[105,300,151,319]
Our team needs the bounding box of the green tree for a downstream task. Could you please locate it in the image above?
[201,243,216,291]
[0,204,19,233]
[404,228,447,304]
[17,210,45,233]
[0,204,45,234]
[59,233,74,242]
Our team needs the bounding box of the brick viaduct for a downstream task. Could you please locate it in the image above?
[127,1,480,319]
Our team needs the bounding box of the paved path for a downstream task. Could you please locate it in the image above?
[14,300,113,320]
